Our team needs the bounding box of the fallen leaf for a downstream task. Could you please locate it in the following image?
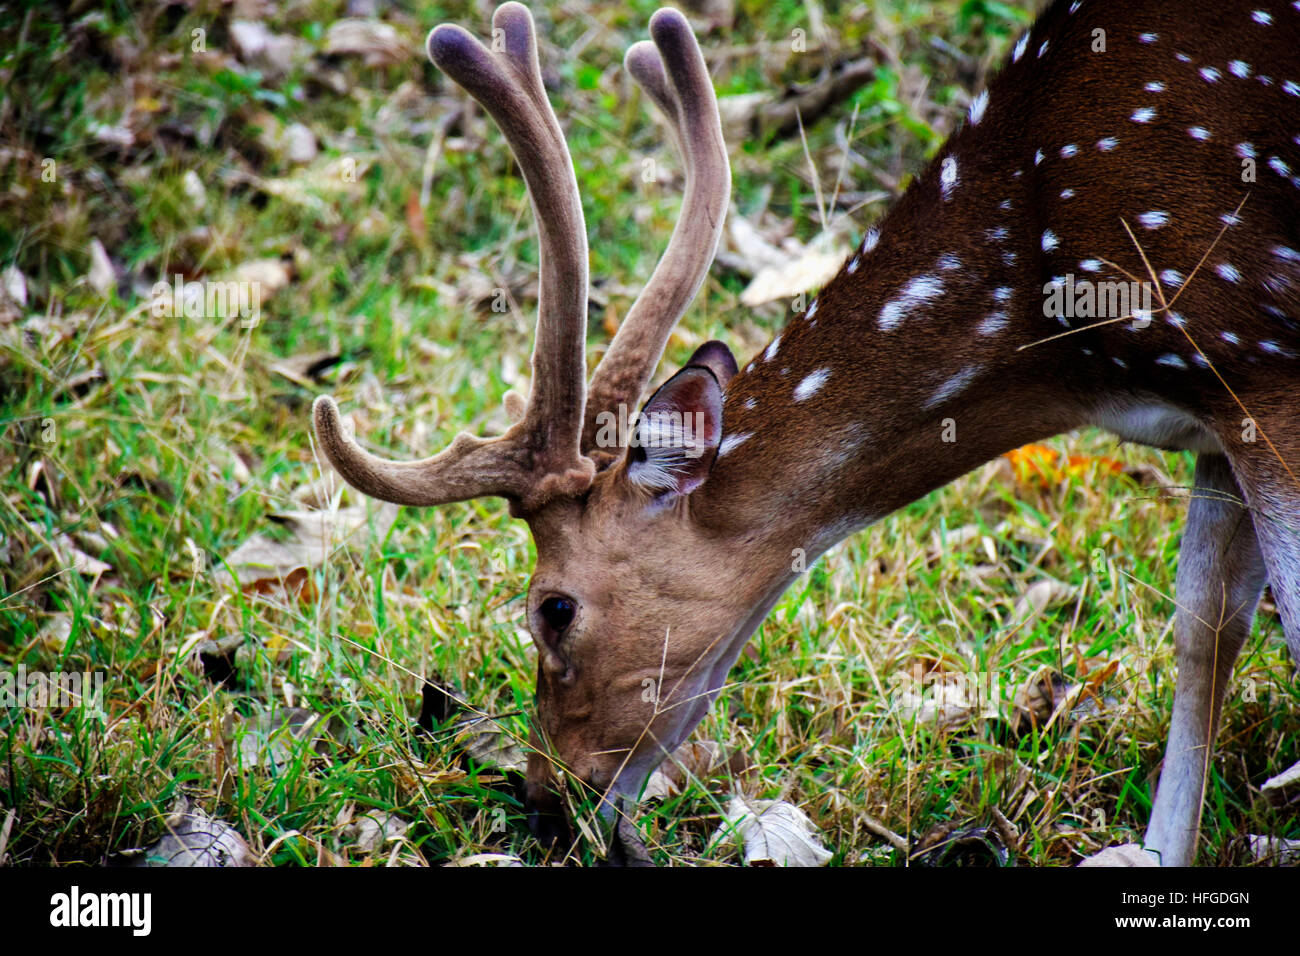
[344,811,410,854]
[739,230,848,308]
[324,19,412,66]
[87,239,115,296]
[214,501,397,592]
[1262,759,1300,804]
[1009,667,1069,737]
[640,740,725,802]
[445,853,525,867]
[1002,443,1123,488]
[1247,835,1300,865]
[134,803,256,867]
[717,795,832,867]
[1077,843,1159,867]
[913,821,1010,866]
[1013,578,1074,620]
[454,716,527,775]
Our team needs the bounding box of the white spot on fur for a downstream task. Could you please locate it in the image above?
[1061,144,1078,158]
[1013,34,1029,62]
[1042,229,1059,251]
[1221,212,1242,226]
[1215,263,1241,282]
[764,335,781,361]
[986,225,1009,242]
[878,275,945,331]
[743,397,757,410]
[1080,259,1102,272]
[1188,126,1211,140]
[925,366,981,408]
[978,312,1010,335]
[847,255,860,274]
[1229,60,1251,78]
[717,432,753,458]
[1160,269,1184,287]
[1131,107,1156,123]
[1237,142,1257,158]
[862,227,880,253]
[937,253,962,271]
[940,156,959,200]
[1034,148,1044,165]
[968,90,989,125]
[1156,354,1187,369]
[1138,210,1170,229]
[1097,136,1119,151]
[1144,81,1165,92]
[1038,40,1049,57]
[1061,188,1075,199]
[1252,9,1272,25]
[1199,66,1221,83]
[1222,331,1241,345]
[993,287,1013,304]
[1138,32,1158,43]
[794,368,831,402]
[1269,156,1292,177]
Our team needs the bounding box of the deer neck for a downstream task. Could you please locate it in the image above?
[696,131,1094,561]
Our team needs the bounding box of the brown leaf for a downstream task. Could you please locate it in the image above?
[134,803,256,867]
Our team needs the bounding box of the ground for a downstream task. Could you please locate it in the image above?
[0,0,1295,866]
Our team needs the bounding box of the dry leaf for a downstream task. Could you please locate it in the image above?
[87,239,115,296]
[445,853,525,867]
[718,795,832,867]
[55,533,111,578]
[1002,443,1124,488]
[739,230,848,308]
[1077,843,1159,867]
[1013,578,1074,620]
[214,502,397,591]
[455,717,527,775]
[324,19,412,66]
[640,740,725,802]
[1262,759,1300,803]
[1247,835,1300,865]
[135,803,256,867]
[344,811,410,854]
[1009,667,1069,736]
[897,672,978,730]
[229,20,309,78]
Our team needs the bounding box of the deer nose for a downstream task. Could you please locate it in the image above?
[524,780,572,849]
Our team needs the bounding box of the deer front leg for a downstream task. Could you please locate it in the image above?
[1142,453,1267,866]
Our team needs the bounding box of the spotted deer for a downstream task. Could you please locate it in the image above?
[313,0,1300,865]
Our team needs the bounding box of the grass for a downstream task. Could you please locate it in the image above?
[0,0,1295,867]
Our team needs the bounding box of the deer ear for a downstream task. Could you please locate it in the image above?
[685,339,737,386]
[626,362,725,496]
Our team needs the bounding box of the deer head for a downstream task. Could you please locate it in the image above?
[313,3,760,838]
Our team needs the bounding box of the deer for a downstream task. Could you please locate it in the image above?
[311,0,1300,866]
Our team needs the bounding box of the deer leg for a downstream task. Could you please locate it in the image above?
[1142,453,1267,866]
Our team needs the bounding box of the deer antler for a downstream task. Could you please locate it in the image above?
[580,8,731,454]
[313,2,594,514]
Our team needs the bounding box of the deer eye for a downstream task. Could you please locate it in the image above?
[539,596,576,632]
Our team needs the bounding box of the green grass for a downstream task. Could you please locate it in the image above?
[1,0,1295,866]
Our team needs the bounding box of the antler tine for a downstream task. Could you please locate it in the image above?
[580,7,731,453]
[313,2,594,513]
